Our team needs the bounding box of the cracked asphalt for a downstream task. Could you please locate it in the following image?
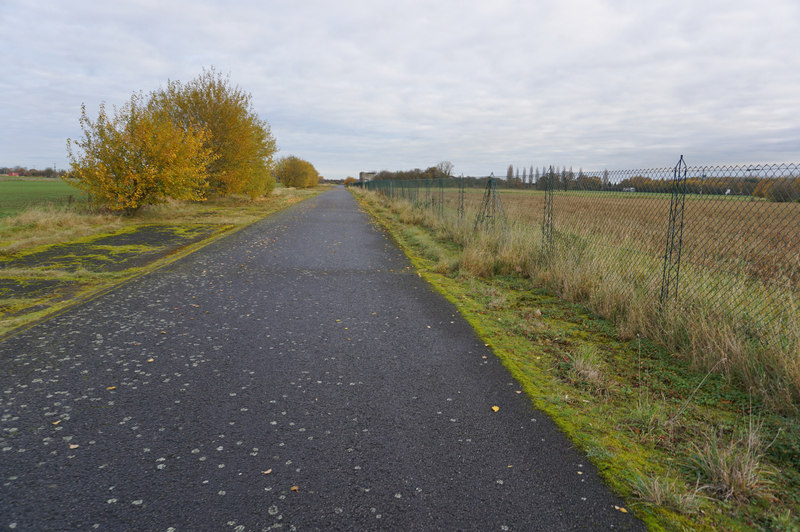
[1,187,643,531]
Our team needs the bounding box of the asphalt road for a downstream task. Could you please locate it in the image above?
[1,187,643,531]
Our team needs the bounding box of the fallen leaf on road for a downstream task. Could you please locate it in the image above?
[614,505,628,513]
[147,358,154,363]
[262,469,272,475]
[290,486,299,492]
[69,444,79,449]
[52,420,61,425]
[491,406,500,412]
[106,386,116,390]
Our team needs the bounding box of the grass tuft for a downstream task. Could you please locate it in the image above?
[565,344,607,393]
[685,416,777,501]
[630,470,706,513]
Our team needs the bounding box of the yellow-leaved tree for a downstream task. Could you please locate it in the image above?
[274,156,319,188]
[154,68,278,198]
[66,92,215,214]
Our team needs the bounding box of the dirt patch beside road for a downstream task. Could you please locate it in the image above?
[1,224,226,273]
[0,224,232,336]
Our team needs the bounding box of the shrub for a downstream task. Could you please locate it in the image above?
[153,68,278,198]
[66,93,213,214]
[274,156,319,188]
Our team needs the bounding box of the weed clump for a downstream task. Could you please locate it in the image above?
[565,344,607,394]
[685,418,777,502]
[630,470,706,513]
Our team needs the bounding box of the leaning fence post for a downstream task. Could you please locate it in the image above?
[541,166,554,258]
[660,155,688,304]
[474,173,507,230]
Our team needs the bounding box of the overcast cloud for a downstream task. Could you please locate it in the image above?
[2,0,799,178]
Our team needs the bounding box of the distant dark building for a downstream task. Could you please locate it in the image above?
[359,171,376,182]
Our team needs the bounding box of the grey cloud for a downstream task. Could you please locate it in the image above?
[1,0,798,176]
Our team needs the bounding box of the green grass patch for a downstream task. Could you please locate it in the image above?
[0,177,87,216]
[354,189,800,531]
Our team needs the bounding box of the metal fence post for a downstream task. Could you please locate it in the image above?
[439,178,444,218]
[475,173,507,229]
[541,166,554,258]
[458,174,465,220]
[660,155,688,304]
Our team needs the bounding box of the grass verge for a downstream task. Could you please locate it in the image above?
[0,186,326,337]
[354,188,800,531]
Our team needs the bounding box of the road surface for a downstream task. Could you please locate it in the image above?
[1,187,642,530]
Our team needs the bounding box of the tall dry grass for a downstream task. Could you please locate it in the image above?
[0,204,123,255]
[446,188,800,288]
[365,190,800,412]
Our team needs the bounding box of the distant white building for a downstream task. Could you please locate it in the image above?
[622,187,636,192]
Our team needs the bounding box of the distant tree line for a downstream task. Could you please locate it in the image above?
[370,161,454,181]
[498,164,800,202]
[1,166,67,178]
[370,162,798,202]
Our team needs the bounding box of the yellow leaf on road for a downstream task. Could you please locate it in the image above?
[491,406,500,412]
[107,386,116,390]
[262,469,272,475]
[69,444,79,449]
[290,486,299,492]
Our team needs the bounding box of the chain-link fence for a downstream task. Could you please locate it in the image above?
[363,158,800,348]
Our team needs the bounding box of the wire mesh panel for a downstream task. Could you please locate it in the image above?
[677,164,800,330]
[363,161,799,345]
[554,162,799,337]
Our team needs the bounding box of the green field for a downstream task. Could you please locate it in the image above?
[0,177,87,216]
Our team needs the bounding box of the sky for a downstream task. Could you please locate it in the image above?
[2,0,799,179]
